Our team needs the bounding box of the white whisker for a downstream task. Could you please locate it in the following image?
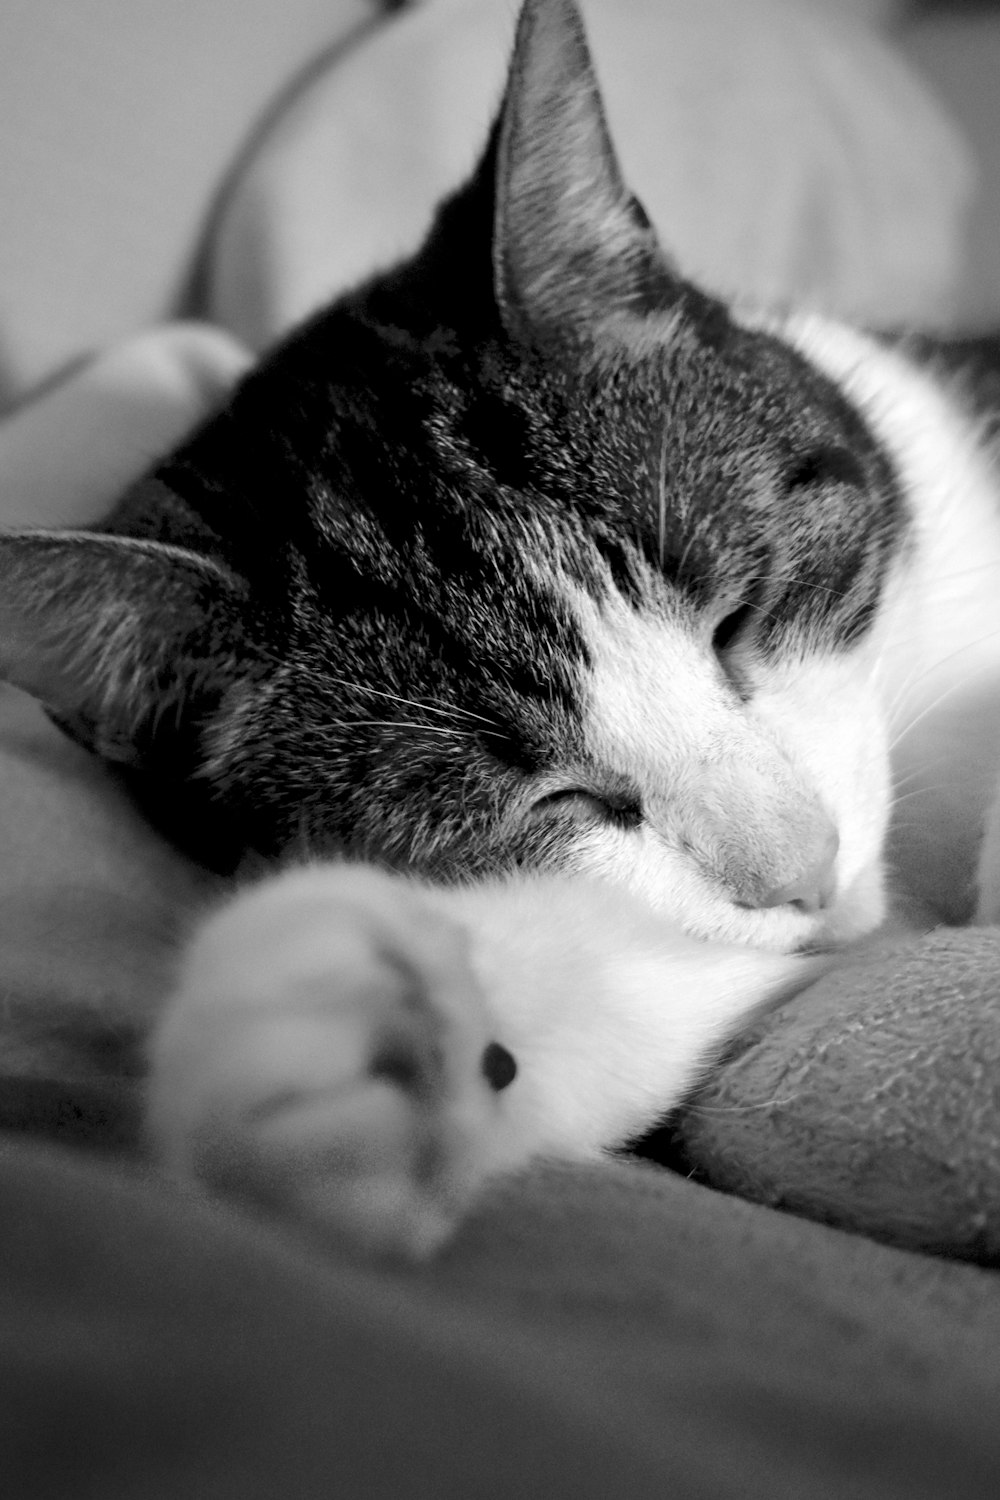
[887,640,1000,754]
[322,675,498,729]
[328,719,474,740]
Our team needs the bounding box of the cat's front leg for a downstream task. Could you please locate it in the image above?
[437,876,822,1168]
[148,866,817,1256]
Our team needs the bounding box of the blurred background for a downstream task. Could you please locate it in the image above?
[0,0,997,411]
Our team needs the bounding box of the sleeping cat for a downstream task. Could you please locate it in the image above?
[3,0,1000,1255]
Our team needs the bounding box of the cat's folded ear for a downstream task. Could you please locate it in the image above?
[0,530,250,764]
[493,0,677,346]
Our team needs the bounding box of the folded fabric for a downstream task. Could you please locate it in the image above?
[0,324,250,529]
[0,327,247,1101]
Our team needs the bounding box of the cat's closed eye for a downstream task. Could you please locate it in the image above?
[530,786,643,830]
[711,600,757,656]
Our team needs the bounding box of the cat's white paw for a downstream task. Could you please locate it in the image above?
[147,865,510,1257]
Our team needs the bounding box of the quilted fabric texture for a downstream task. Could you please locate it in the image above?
[677,926,1000,1262]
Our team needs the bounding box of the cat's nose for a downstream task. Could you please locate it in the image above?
[758,827,840,914]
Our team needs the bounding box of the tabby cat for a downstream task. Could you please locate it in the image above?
[2,0,1000,1255]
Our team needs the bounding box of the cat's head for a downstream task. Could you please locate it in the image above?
[0,0,908,951]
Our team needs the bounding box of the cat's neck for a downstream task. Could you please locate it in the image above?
[788,315,1000,921]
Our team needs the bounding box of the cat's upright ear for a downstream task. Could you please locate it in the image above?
[493,0,676,346]
[0,530,249,764]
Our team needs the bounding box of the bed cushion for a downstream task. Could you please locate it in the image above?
[673,925,1000,1262]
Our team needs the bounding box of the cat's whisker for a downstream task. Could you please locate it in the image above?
[332,718,476,740]
[915,556,1000,592]
[770,575,850,601]
[888,663,1000,757]
[890,760,929,785]
[889,783,952,811]
[323,675,499,730]
[656,426,669,570]
[876,647,943,720]
[719,569,854,607]
[745,599,779,625]
[889,764,947,793]
[882,625,1000,749]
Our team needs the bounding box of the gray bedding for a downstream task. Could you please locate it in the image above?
[4,1131,1000,1498]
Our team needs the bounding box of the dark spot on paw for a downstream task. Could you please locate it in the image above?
[481,1041,517,1092]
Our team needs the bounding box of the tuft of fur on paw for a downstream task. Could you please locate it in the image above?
[147,865,504,1257]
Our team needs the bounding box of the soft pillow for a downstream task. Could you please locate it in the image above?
[674,926,1000,1263]
[207,0,972,346]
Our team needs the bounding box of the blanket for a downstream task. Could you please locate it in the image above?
[3,3,1000,1495]
[5,1142,1000,1498]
